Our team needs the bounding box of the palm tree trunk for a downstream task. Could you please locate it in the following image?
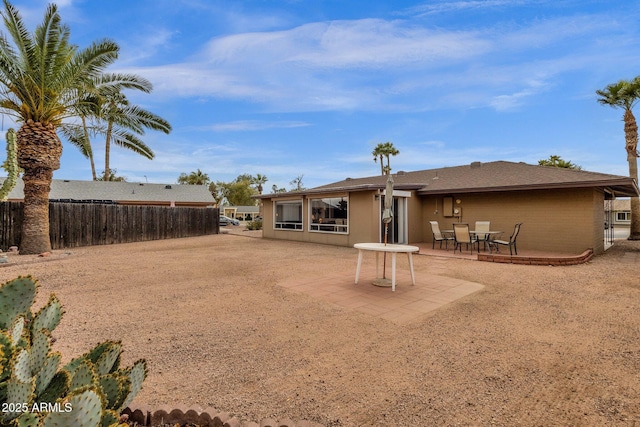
[624,109,640,240]
[81,117,97,180]
[16,120,61,254]
[104,121,113,180]
[21,169,53,253]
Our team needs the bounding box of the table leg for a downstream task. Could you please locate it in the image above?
[355,250,363,284]
[375,251,379,279]
[407,252,416,285]
[391,252,397,292]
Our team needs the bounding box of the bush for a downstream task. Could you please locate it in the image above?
[246,219,263,230]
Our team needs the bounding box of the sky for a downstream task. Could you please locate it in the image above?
[4,0,640,191]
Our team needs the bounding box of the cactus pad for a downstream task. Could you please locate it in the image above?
[40,388,103,427]
[69,360,97,390]
[120,359,147,410]
[38,370,70,404]
[32,295,63,333]
[29,328,51,376]
[94,342,121,376]
[0,277,37,330]
[35,352,62,396]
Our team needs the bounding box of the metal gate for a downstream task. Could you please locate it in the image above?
[604,197,615,248]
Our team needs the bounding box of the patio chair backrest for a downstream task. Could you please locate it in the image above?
[475,221,490,233]
[510,223,523,243]
[430,221,443,239]
[453,223,472,243]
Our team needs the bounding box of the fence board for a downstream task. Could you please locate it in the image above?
[0,201,220,251]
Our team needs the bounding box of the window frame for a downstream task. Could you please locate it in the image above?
[308,195,349,234]
[616,211,631,222]
[273,199,304,231]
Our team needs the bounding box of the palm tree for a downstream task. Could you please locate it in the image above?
[60,73,160,180]
[597,77,640,240]
[538,155,581,170]
[178,169,210,185]
[252,173,268,194]
[99,91,170,181]
[372,142,399,175]
[0,1,122,254]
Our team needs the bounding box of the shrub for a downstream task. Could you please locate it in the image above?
[246,219,263,230]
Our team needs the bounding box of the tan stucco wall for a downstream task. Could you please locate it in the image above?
[421,188,605,254]
[262,188,607,254]
[262,192,380,246]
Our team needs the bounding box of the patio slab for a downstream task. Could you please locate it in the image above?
[278,268,483,324]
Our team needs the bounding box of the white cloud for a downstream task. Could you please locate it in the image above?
[112,8,640,115]
[205,120,311,132]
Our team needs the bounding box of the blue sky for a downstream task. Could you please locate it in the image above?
[5,0,640,190]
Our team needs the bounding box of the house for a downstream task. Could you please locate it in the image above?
[1,178,215,207]
[609,198,631,228]
[256,161,639,255]
[221,205,260,221]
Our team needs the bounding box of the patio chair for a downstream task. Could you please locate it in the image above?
[490,223,523,255]
[474,221,491,251]
[453,223,479,254]
[429,221,453,250]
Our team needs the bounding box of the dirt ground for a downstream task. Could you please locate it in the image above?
[1,231,639,426]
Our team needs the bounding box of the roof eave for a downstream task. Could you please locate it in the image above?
[254,183,425,199]
[416,178,640,196]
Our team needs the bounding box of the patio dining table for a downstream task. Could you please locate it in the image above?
[442,230,503,252]
[354,243,420,292]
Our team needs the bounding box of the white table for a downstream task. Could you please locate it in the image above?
[354,243,420,291]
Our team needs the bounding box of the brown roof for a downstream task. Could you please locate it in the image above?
[258,161,639,198]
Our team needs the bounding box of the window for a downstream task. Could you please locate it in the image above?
[617,212,631,222]
[274,200,303,230]
[309,197,348,233]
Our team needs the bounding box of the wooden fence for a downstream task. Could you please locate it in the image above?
[0,201,220,251]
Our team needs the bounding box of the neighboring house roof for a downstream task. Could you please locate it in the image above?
[232,206,260,213]
[257,161,639,198]
[0,178,215,205]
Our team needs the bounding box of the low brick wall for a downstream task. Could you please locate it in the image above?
[477,249,594,265]
[122,406,324,427]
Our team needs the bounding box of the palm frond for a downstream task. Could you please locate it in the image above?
[58,123,92,158]
[109,128,154,159]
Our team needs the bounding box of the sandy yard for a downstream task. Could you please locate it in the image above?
[0,231,639,426]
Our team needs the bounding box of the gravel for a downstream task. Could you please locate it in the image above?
[1,233,639,426]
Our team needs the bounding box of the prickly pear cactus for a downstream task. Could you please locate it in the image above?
[0,128,19,201]
[0,276,148,426]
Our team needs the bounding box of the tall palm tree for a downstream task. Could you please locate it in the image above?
[372,141,399,175]
[99,91,170,181]
[252,173,268,194]
[60,73,158,180]
[0,1,122,254]
[597,77,640,240]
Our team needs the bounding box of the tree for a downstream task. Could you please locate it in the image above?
[252,173,268,194]
[0,1,121,254]
[289,174,305,191]
[178,169,210,185]
[597,77,640,240]
[96,169,126,182]
[538,155,582,170]
[372,142,399,175]
[215,174,258,206]
[98,91,171,181]
[271,184,287,193]
[59,73,156,180]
